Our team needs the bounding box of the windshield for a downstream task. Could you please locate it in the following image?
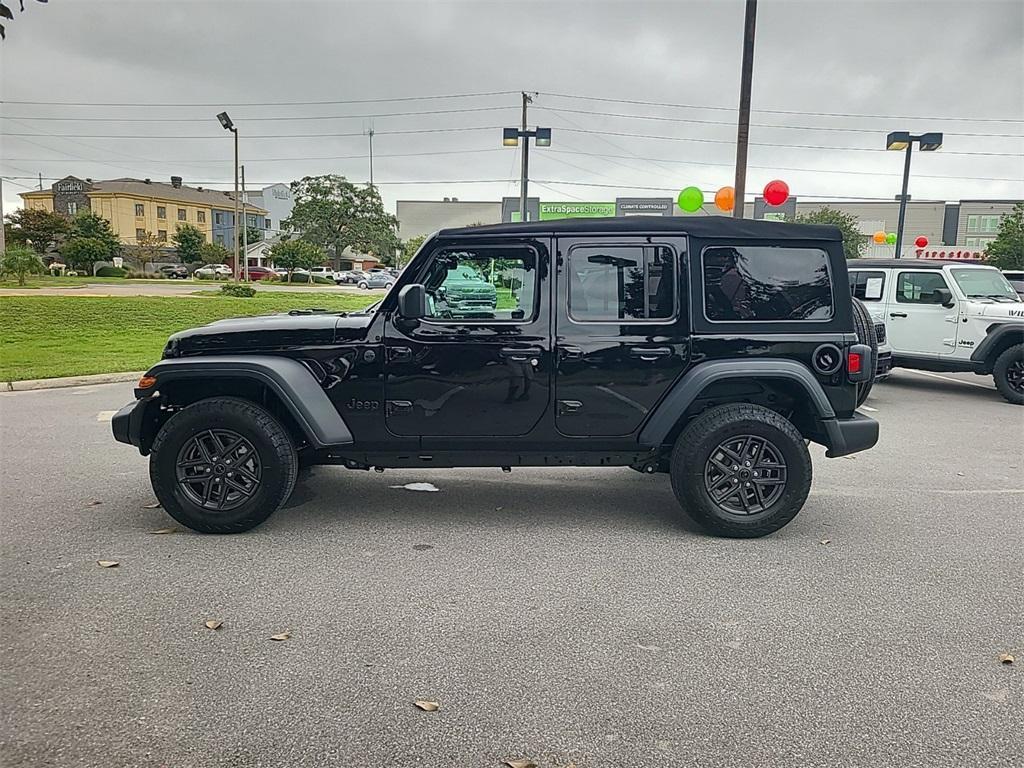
[951,268,1020,302]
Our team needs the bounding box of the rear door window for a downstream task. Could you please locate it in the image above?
[703,245,833,321]
[567,244,676,322]
[849,270,886,301]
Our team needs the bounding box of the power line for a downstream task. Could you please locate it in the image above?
[0,148,504,165]
[0,126,506,140]
[0,105,517,123]
[533,178,918,202]
[540,91,1024,124]
[0,90,521,108]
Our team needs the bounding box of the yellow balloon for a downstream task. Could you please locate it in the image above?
[872,231,887,244]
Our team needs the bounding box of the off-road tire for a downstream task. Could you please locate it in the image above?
[670,404,812,538]
[993,343,1024,405]
[149,397,299,533]
[851,297,878,407]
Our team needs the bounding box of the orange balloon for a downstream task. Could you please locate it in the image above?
[714,186,735,212]
[872,230,887,244]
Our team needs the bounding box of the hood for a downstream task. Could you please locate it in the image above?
[167,311,373,356]
[965,301,1024,321]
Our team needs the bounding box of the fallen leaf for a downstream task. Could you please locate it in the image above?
[96,560,119,568]
[143,502,162,509]
[270,632,291,641]
[390,482,440,492]
[820,539,831,545]
[503,760,537,768]
[413,699,440,711]
[148,527,178,535]
[956,471,965,477]
[412,543,434,551]
[205,619,223,630]
[999,653,1015,665]
[86,500,103,507]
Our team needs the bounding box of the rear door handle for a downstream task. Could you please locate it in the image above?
[500,346,542,362]
[629,346,673,361]
[388,345,412,362]
[889,312,908,318]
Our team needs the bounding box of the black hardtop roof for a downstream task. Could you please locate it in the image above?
[438,215,841,241]
[849,258,989,270]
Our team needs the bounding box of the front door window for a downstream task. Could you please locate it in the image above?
[421,248,537,322]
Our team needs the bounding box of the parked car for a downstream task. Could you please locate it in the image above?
[431,264,497,317]
[848,259,1024,404]
[357,272,396,290]
[310,266,336,282]
[335,270,368,285]
[1003,270,1024,299]
[244,265,276,281]
[158,264,189,279]
[193,264,232,278]
[113,216,879,537]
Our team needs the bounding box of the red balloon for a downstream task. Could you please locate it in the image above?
[915,236,928,248]
[763,179,789,207]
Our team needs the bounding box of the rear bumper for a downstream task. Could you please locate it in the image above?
[822,413,879,458]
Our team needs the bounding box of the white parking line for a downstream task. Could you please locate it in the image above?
[858,405,878,413]
[901,369,994,390]
[96,410,117,422]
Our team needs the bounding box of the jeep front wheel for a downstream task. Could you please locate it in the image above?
[669,404,812,538]
[993,343,1024,405]
[149,397,299,533]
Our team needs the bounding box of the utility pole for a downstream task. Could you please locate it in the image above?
[0,178,6,254]
[732,0,757,219]
[519,91,533,222]
[241,164,249,281]
[367,128,375,189]
[38,173,43,190]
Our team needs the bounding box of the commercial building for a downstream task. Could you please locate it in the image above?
[397,196,1021,259]
[245,182,294,238]
[20,175,268,250]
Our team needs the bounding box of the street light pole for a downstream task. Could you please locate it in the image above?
[241,164,248,282]
[732,0,757,219]
[886,131,942,258]
[894,143,913,259]
[519,91,532,222]
[232,128,239,280]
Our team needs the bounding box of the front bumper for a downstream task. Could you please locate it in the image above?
[112,398,157,454]
[876,351,893,379]
[822,413,879,458]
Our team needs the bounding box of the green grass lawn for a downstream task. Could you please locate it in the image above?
[0,275,338,289]
[0,292,383,381]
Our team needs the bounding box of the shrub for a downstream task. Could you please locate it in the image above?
[125,270,165,279]
[1,246,45,286]
[95,266,128,278]
[220,282,257,298]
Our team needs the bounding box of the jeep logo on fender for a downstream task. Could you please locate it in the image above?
[345,398,380,411]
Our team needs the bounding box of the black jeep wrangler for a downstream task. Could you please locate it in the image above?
[113,217,878,538]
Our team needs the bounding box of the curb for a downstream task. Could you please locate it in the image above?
[4,371,145,392]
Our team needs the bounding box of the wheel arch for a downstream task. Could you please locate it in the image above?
[638,360,837,450]
[971,323,1024,373]
[142,356,353,453]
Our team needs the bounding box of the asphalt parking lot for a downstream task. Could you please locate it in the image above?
[1,370,1021,767]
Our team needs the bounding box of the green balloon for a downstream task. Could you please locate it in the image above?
[885,232,897,245]
[678,186,704,213]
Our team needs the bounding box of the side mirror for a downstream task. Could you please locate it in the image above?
[397,284,426,319]
[935,288,954,308]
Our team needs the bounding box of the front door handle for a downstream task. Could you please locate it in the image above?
[388,345,412,362]
[500,346,542,362]
[629,346,673,361]
[890,312,908,318]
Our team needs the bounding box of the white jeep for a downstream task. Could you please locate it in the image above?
[848,259,1024,404]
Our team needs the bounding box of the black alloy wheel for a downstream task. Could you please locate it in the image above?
[703,434,787,515]
[174,429,262,512]
[1007,358,1024,394]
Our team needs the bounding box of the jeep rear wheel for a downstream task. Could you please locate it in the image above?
[149,397,299,533]
[993,343,1024,405]
[670,404,812,538]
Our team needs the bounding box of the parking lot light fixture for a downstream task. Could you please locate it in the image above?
[501,125,552,221]
[886,130,943,258]
[217,111,240,279]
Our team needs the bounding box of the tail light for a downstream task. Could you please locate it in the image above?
[847,344,872,382]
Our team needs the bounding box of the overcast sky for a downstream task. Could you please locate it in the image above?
[2,0,1022,218]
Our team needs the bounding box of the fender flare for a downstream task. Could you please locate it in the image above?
[638,359,836,449]
[145,355,353,447]
[970,323,1024,371]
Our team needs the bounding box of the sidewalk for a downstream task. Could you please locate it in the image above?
[4,371,144,392]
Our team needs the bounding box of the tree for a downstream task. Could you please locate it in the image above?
[236,225,263,249]
[399,234,426,267]
[1,246,45,286]
[130,231,163,272]
[0,0,47,41]
[173,223,206,264]
[984,203,1024,271]
[199,241,231,264]
[68,211,120,260]
[796,206,868,261]
[269,239,324,281]
[60,237,110,273]
[3,208,70,255]
[283,175,399,262]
